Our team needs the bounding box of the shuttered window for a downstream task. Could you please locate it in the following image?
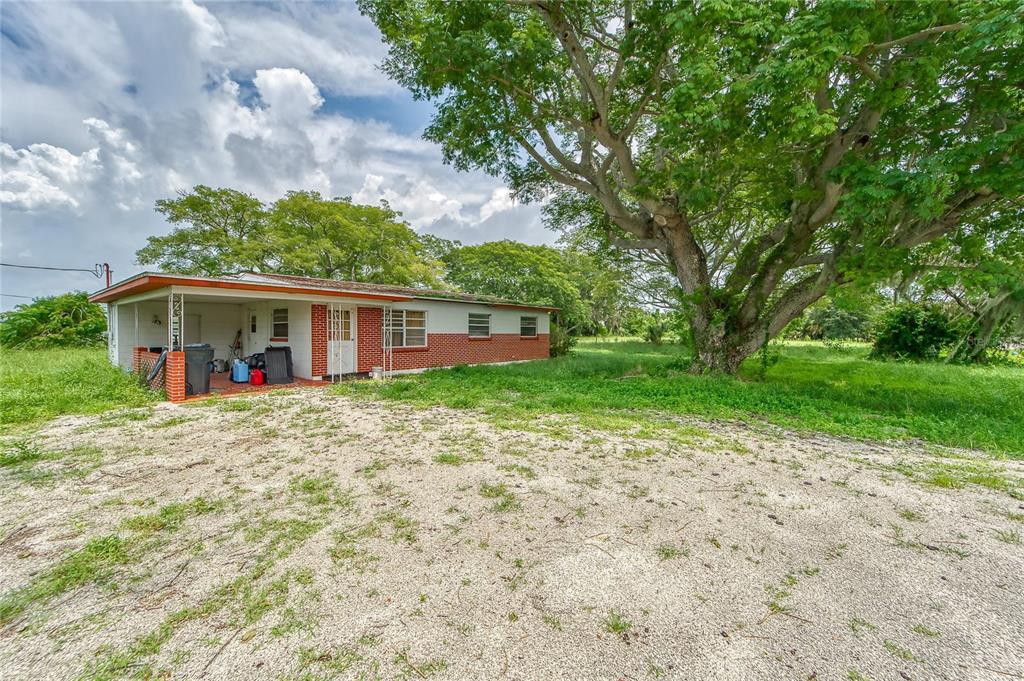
[468,313,491,338]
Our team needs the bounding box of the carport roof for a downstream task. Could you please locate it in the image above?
[89,271,559,311]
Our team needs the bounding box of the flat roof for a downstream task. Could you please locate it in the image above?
[89,272,558,312]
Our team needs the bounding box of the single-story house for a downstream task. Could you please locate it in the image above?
[89,272,554,401]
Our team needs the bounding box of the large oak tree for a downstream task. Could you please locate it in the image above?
[363,0,1023,372]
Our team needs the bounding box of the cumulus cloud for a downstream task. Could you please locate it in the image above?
[0,143,99,210]
[0,0,554,307]
[479,187,516,222]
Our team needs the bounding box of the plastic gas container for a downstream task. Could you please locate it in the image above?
[231,359,249,383]
[250,368,265,386]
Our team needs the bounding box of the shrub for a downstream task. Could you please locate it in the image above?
[548,321,577,357]
[871,304,956,360]
[644,318,667,345]
[0,292,106,349]
[798,304,869,340]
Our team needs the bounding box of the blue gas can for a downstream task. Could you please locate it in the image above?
[231,360,249,383]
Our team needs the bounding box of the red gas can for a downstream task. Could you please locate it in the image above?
[250,368,265,386]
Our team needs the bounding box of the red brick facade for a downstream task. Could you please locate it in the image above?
[357,307,384,372]
[311,304,327,377]
[355,306,549,373]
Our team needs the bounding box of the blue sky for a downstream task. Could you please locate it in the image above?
[0,1,551,308]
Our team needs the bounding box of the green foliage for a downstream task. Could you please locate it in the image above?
[0,292,106,349]
[137,186,444,286]
[137,185,270,275]
[335,339,1024,457]
[795,304,871,341]
[0,348,157,431]
[871,304,957,360]
[644,318,667,346]
[270,191,443,286]
[441,241,587,328]
[363,0,1024,373]
[547,321,577,358]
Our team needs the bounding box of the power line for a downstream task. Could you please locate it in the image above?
[0,293,36,299]
[0,262,101,275]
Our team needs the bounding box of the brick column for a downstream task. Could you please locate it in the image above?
[311,304,327,377]
[165,351,186,402]
[357,307,383,373]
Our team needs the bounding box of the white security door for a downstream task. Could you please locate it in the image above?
[328,306,355,375]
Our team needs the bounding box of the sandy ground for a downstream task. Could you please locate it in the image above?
[0,389,1022,681]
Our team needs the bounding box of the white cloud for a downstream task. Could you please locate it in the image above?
[253,67,324,122]
[479,187,515,222]
[0,0,555,308]
[0,142,98,210]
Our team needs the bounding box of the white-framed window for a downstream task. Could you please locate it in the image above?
[329,308,352,341]
[468,313,491,338]
[272,307,289,340]
[520,315,538,338]
[388,309,427,348]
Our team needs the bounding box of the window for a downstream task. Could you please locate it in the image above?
[520,316,538,338]
[272,308,289,340]
[328,308,352,341]
[250,314,257,334]
[387,310,426,348]
[468,313,491,338]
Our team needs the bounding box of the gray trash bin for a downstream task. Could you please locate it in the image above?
[184,344,215,395]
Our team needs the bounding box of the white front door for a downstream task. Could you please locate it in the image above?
[328,306,355,375]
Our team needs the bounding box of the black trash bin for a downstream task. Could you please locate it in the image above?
[184,344,215,395]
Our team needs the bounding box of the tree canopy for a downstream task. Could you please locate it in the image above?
[439,240,590,330]
[0,292,107,349]
[137,186,444,287]
[362,0,1023,372]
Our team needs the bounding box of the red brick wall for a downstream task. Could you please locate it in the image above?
[311,304,327,377]
[357,307,384,373]
[355,307,549,373]
[165,351,186,402]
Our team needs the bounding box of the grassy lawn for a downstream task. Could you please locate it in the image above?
[0,348,158,431]
[2,342,1021,457]
[334,339,1024,458]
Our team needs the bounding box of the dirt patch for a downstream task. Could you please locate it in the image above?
[1,390,1022,680]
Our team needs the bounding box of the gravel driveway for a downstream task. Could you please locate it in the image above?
[1,390,1022,680]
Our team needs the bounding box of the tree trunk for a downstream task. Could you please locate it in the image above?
[688,321,752,375]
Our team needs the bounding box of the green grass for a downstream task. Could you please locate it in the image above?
[0,535,131,625]
[332,339,1024,457]
[0,348,157,431]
